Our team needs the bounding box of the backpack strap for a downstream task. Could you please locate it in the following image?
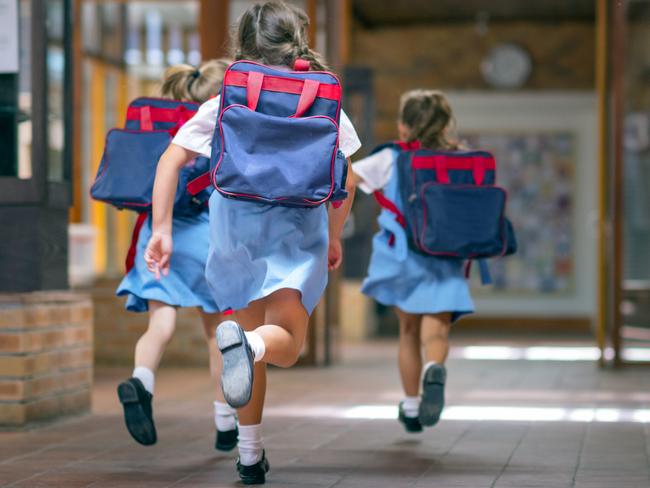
[396,140,421,151]
[125,212,149,273]
[168,105,195,136]
[126,104,197,132]
[246,71,264,111]
[373,190,406,228]
[294,79,320,117]
[187,171,212,196]
[464,259,492,285]
[368,143,415,246]
[139,106,153,131]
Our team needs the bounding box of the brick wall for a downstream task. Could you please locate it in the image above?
[0,292,93,427]
[350,21,595,142]
[92,278,212,367]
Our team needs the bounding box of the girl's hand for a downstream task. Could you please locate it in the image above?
[144,232,173,280]
[328,238,343,271]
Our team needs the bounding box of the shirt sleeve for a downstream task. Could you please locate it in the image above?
[352,147,395,194]
[339,110,362,158]
[172,96,221,158]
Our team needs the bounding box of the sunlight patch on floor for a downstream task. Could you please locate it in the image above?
[265,404,650,423]
[450,345,650,362]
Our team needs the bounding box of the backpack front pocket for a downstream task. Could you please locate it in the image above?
[411,183,508,258]
[91,129,173,211]
[213,104,339,206]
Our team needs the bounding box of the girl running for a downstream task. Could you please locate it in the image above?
[353,90,474,433]
[116,59,239,452]
[145,2,361,483]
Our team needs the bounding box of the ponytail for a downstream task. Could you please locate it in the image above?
[233,1,329,72]
[398,90,460,151]
[160,58,231,103]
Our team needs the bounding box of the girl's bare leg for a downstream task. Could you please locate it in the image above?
[419,312,452,427]
[119,299,176,446]
[421,312,452,364]
[220,299,269,470]
[396,308,423,397]
[215,289,309,471]
[134,300,177,374]
[253,289,309,368]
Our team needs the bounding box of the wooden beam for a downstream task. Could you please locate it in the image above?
[70,0,83,223]
[610,0,627,367]
[90,60,107,274]
[306,0,318,48]
[199,0,230,61]
[325,0,351,71]
[595,0,608,367]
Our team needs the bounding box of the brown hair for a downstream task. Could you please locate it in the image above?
[233,1,328,71]
[160,58,231,103]
[399,89,460,150]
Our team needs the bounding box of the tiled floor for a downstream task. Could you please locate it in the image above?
[2,339,650,487]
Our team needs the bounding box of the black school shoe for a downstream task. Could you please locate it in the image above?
[237,451,270,485]
[215,426,238,451]
[398,402,423,433]
[216,320,254,409]
[419,363,447,427]
[117,377,157,446]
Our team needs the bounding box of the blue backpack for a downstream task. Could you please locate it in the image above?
[373,141,517,283]
[188,59,348,207]
[90,97,213,215]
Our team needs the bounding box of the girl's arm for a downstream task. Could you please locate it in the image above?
[349,147,394,195]
[144,143,198,279]
[327,162,356,270]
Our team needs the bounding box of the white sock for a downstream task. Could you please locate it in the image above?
[401,396,420,418]
[133,366,155,395]
[214,401,237,431]
[245,331,266,362]
[238,423,264,466]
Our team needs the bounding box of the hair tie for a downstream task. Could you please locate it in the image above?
[191,69,201,79]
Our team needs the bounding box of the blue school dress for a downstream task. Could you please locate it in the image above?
[204,196,328,315]
[360,149,474,321]
[116,211,220,313]
[170,95,361,315]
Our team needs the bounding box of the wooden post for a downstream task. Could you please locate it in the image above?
[70,0,83,223]
[199,0,230,60]
[325,0,351,72]
[595,0,609,367]
[319,0,352,366]
[90,60,107,274]
[306,0,318,48]
[610,0,627,367]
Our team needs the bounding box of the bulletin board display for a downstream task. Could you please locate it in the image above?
[461,130,576,296]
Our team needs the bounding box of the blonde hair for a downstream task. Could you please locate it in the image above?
[399,90,459,150]
[160,58,231,103]
[233,1,328,71]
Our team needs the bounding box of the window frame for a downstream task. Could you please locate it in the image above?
[0,0,73,207]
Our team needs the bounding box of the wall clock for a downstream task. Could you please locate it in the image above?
[481,43,532,89]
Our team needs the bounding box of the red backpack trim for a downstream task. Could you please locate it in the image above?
[223,70,341,102]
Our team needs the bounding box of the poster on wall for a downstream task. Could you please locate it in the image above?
[462,131,576,296]
[0,0,19,73]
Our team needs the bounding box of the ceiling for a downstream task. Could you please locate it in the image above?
[352,0,598,26]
